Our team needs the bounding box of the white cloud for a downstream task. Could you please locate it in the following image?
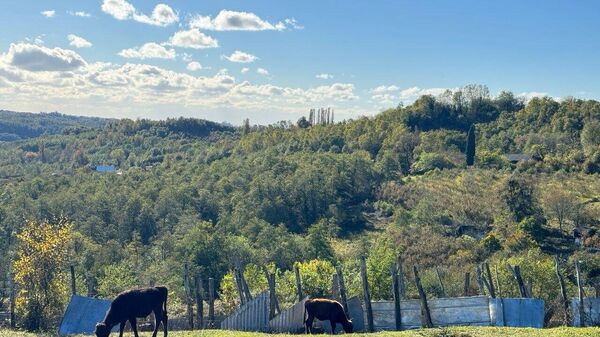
[368,85,448,107]
[168,29,218,49]
[4,43,86,72]
[41,10,56,18]
[0,43,365,123]
[67,34,92,48]
[371,85,399,94]
[283,18,304,30]
[133,4,179,27]
[518,91,548,101]
[307,83,358,101]
[316,73,333,80]
[187,62,202,71]
[118,43,176,60]
[224,51,257,63]
[25,35,45,45]
[189,10,299,31]
[256,68,269,76]
[240,67,249,74]
[398,86,447,101]
[68,11,91,17]
[101,0,134,20]
[181,53,193,62]
[101,0,178,26]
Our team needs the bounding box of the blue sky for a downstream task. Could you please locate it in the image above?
[0,0,599,124]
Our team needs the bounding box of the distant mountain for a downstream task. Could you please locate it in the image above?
[0,110,110,141]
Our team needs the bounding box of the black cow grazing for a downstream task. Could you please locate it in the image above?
[95,286,168,337]
[304,298,353,334]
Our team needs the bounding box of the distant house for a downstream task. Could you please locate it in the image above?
[505,153,532,164]
[95,165,116,173]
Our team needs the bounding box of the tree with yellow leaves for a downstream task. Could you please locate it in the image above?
[13,218,72,330]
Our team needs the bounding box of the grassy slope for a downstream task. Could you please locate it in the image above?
[2,327,600,337]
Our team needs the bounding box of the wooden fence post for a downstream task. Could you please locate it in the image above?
[184,264,194,329]
[397,257,406,299]
[484,263,496,298]
[479,264,493,298]
[360,257,374,332]
[494,265,501,298]
[263,267,280,319]
[240,267,253,302]
[294,265,303,302]
[270,272,280,314]
[9,272,15,329]
[208,277,215,328]
[507,265,527,298]
[391,263,402,330]
[268,273,276,320]
[87,274,96,297]
[336,266,349,315]
[413,266,433,328]
[435,268,446,298]
[195,275,204,329]
[332,273,340,300]
[463,272,470,296]
[234,267,246,305]
[553,256,569,324]
[70,265,76,296]
[526,277,533,298]
[476,265,485,295]
[576,261,585,327]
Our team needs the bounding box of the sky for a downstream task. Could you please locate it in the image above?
[0,0,600,124]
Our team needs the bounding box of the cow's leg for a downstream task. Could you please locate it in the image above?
[129,317,139,337]
[119,321,126,337]
[163,312,168,337]
[330,320,337,334]
[305,314,314,334]
[152,309,162,337]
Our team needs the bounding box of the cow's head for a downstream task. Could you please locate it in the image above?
[342,319,353,333]
[95,322,111,337]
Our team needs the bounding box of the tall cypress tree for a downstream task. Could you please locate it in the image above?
[466,124,476,166]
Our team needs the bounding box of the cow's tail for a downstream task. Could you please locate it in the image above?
[156,286,168,314]
[304,300,309,324]
[163,287,168,314]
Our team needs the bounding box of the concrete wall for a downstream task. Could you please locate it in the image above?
[489,298,544,328]
[571,298,600,327]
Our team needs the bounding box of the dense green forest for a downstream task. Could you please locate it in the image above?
[0,110,110,142]
[1,85,600,329]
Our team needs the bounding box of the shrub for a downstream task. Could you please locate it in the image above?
[13,218,72,331]
[411,152,456,174]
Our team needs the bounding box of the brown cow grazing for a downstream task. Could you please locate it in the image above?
[304,298,353,334]
[95,286,168,337]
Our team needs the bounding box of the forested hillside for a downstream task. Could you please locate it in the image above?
[1,85,600,328]
[0,110,110,141]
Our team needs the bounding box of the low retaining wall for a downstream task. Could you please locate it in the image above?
[221,295,545,333]
[371,296,490,330]
[370,296,544,331]
[571,298,600,327]
[489,298,544,328]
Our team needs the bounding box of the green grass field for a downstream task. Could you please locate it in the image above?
[1,327,600,337]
